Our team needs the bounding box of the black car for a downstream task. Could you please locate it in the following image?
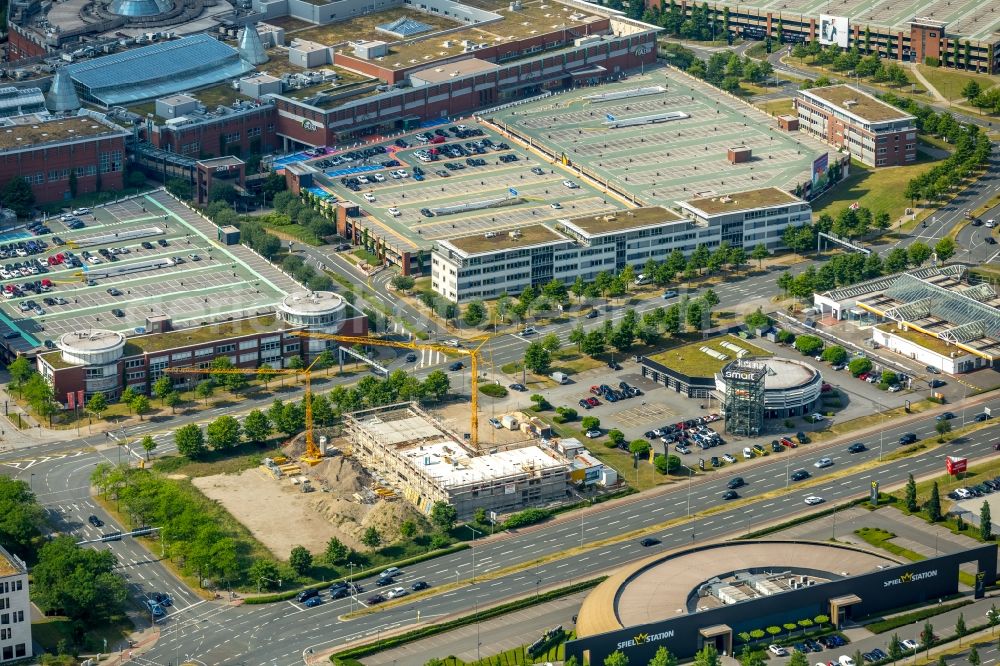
[976,413,991,422]
[639,537,659,547]
[141,241,154,250]
[330,587,351,599]
[405,352,418,362]
[722,490,739,500]
[508,383,527,392]
[898,432,918,445]
[295,589,319,602]
[157,239,169,247]
[789,469,810,482]
[585,310,598,318]
[107,287,122,296]
[795,431,809,444]
[111,308,125,318]
[936,412,955,421]
[847,442,867,453]
[88,514,104,527]
[727,477,745,489]
[411,581,429,591]
[929,379,947,388]
[771,441,783,453]
[366,594,385,604]
[376,576,394,586]
[448,361,464,371]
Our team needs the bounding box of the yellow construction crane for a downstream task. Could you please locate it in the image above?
[292,331,491,447]
[166,356,326,464]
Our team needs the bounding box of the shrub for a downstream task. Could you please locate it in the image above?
[479,384,508,398]
[501,508,553,530]
[581,416,600,431]
[776,330,795,344]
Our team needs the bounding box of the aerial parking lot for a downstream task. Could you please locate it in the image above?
[488,67,838,206]
[0,190,294,347]
[306,122,625,251]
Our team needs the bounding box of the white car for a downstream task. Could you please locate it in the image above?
[562,180,579,189]
[550,202,562,210]
[839,656,855,666]
[887,384,902,392]
[87,256,102,264]
[381,567,400,577]
[722,453,736,463]
[809,413,826,422]
[768,645,788,657]
[387,207,401,217]
[363,192,376,202]
[987,219,996,228]
[386,587,408,599]
[395,170,409,178]
[585,429,602,439]
[742,447,753,459]
[372,173,386,182]
[804,495,825,505]
[72,208,90,215]
[814,457,833,468]
[901,640,919,651]
[357,175,370,184]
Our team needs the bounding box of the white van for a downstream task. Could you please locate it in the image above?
[551,371,569,385]
[635,273,652,286]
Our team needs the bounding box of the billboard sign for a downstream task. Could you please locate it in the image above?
[946,456,968,475]
[819,15,849,47]
[811,153,830,194]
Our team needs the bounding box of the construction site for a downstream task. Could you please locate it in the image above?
[344,402,573,519]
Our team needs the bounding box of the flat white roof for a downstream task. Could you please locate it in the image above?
[402,441,566,487]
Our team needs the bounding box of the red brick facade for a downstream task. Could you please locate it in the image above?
[795,94,917,167]
[0,131,128,205]
[150,105,278,161]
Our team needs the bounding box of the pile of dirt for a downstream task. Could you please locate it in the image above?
[313,455,369,495]
[311,495,427,549]
[281,428,342,458]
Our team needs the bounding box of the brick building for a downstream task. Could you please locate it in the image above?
[0,113,129,205]
[148,101,278,160]
[795,85,917,168]
[37,290,367,402]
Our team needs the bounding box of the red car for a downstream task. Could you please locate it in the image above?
[429,135,446,144]
[858,372,869,381]
[586,397,600,407]
[780,437,796,448]
[589,386,601,395]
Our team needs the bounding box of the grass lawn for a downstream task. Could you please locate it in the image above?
[646,334,771,379]
[811,157,939,221]
[439,631,574,666]
[757,98,795,116]
[916,65,999,102]
[151,445,286,477]
[854,526,925,561]
[353,248,380,265]
[33,615,133,654]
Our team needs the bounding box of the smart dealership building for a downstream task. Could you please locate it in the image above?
[567,541,996,666]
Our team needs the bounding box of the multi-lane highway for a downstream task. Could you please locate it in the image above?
[11,386,1000,665]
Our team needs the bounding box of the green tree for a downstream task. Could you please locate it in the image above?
[581,416,600,431]
[936,419,953,441]
[131,394,151,421]
[524,341,552,375]
[0,177,35,217]
[793,335,824,356]
[463,301,487,326]
[86,392,108,420]
[962,80,982,101]
[969,646,980,666]
[581,329,606,356]
[751,243,770,269]
[195,380,214,405]
[0,477,46,558]
[400,520,418,539]
[848,357,873,376]
[607,429,626,448]
[430,501,458,532]
[6,356,32,394]
[956,613,967,642]
[905,473,918,512]
[391,275,415,291]
[694,644,720,666]
[686,300,705,330]
[120,386,137,412]
[152,376,173,405]
[604,651,629,666]
[288,545,313,575]
[821,346,847,364]
[422,370,450,402]
[248,559,281,590]
[174,423,206,459]
[935,237,956,263]
[649,646,677,666]
[888,634,904,661]
[206,415,242,450]
[163,391,181,414]
[982,500,993,540]
[788,651,809,666]
[926,482,942,521]
[256,364,276,388]
[33,536,127,623]
[541,332,561,353]
[242,409,272,445]
[361,526,382,550]
[908,241,933,267]
[139,435,156,461]
[324,537,349,564]
[629,439,651,457]
[745,308,770,330]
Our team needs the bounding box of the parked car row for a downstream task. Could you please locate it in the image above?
[0,238,49,261]
[949,476,1000,500]
[588,381,642,406]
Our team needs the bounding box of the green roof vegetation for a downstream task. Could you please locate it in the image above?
[39,350,75,370]
[123,314,284,355]
[646,334,772,378]
[877,323,956,357]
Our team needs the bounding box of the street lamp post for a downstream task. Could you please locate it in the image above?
[468,527,482,583]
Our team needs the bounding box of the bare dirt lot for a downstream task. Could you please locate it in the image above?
[433,398,539,452]
[192,454,424,559]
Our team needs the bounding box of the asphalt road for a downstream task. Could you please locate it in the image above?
[12,388,1000,665]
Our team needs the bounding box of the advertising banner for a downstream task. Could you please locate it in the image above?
[946,456,968,475]
[819,15,849,47]
[811,153,829,192]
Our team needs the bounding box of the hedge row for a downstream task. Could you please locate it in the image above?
[330,577,606,663]
[244,543,470,605]
[865,600,973,634]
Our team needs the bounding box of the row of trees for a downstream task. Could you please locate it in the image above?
[775,237,954,300]
[271,190,338,243]
[792,44,910,87]
[687,51,775,93]
[959,80,1000,116]
[901,122,992,206]
[171,368,452,459]
[905,474,994,540]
